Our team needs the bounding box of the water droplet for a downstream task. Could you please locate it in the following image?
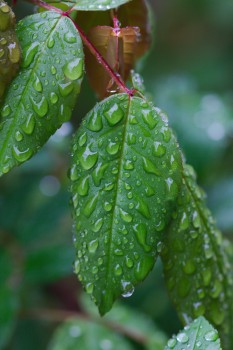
[64,32,77,43]
[142,109,158,129]
[135,256,154,280]
[33,75,43,92]
[135,198,151,219]
[31,96,48,117]
[74,260,80,274]
[15,130,23,142]
[92,218,103,233]
[86,282,94,294]
[104,202,112,212]
[133,223,151,252]
[87,112,103,132]
[127,133,136,145]
[142,157,160,176]
[179,212,189,231]
[92,163,108,186]
[88,239,99,253]
[59,81,74,96]
[77,176,89,196]
[119,208,132,223]
[104,103,124,126]
[125,256,134,268]
[114,264,122,276]
[193,302,205,317]
[47,37,55,48]
[69,164,79,181]
[63,58,83,80]
[121,281,134,297]
[50,65,56,75]
[1,104,11,117]
[50,92,58,104]
[192,211,201,229]
[183,260,196,275]
[161,126,171,142]
[205,330,218,342]
[83,193,98,218]
[210,279,222,298]
[153,141,166,157]
[23,42,39,68]
[12,146,33,163]
[177,333,189,344]
[21,113,35,135]
[78,132,87,147]
[167,338,177,349]
[78,146,98,170]
[106,141,120,155]
[202,268,212,286]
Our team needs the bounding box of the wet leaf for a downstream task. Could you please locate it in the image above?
[45,0,131,11]
[0,11,84,177]
[160,164,233,349]
[0,0,21,101]
[70,94,182,314]
[48,317,134,350]
[164,316,222,350]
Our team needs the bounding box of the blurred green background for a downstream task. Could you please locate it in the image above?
[0,0,233,348]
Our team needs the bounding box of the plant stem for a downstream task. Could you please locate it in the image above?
[25,0,135,96]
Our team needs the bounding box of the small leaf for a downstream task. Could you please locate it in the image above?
[70,94,182,314]
[160,164,233,349]
[0,11,84,177]
[164,316,222,350]
[48,318,134,350]
[0,0,21,101]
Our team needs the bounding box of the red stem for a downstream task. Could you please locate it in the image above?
[27,0,135,97]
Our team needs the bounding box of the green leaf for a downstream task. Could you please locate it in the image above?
[48,318,134,350]
[70,93,182,314]
[81,294,167,350]
[160,164,233,349]
[70,0,131,11]
[164,316,222,350]
[0,11,84,177]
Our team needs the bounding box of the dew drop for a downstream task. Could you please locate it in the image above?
[88,239,99,253]
[50,92,58,104]
[167,338,177,349]
[104,103,124,126]
[92,218,103,233]
[86,282,94,294]
[87,112,103,132]
[59,81,74,96]
[119,208,132,223]
[31,96,48,117]
[47,37,55,48]
[1,104,11,117]
[23,42,39,68]
[21,113,35,135]
[12,146,33,162]
[142,109,158,129]
[33,75,43,92]
[114,264,122,276]
[64,32,77,43]
[177,333,189,344]
[83,193,98,218]
[106,141,120,155]
[153,141,166,157]
[78,132,87,147]
[133,223,151,252]
[142,157,160,176]
[77,176,89,196]
[205,330,218,342]
[15,130,23,142]
[78,146,98,170]
[121,281,134,298]
[63,58,83,80]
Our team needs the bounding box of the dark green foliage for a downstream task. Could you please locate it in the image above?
[160,164,233,348]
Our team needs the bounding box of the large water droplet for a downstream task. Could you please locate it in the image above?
[177,332,189,344]
[83,193,98,218]
[119,208,132,223]
[23,42,39,68]
[50,92,58,104]
[63,58,83,80]
[92,162,108,186]
[31,96,48,117]
[121,281,134,298]
[135,198,151,219]
[106,142,120,155]
[33,74,43,92]
[179,212,189,231]
[12,146,33,163]
[204,330,218,342]
[167,338,177,349]
[104,103,124,126]
[21,113,35,135]
[87,112,103,132]
[59,81,74,96]
[92,218,103,233]
[114,264,122,276]
[142,157,160,176]
[153,141,166,157]
[78,146,98,170]
[133,223,151,252]
[142,109,158,129]
[77,176,89,196]
[88,239,99,253]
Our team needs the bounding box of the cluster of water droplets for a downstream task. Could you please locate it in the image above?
[165,317,220,349]
[75,0,130,11]
[0,12,84,175]
[70,94,182,312]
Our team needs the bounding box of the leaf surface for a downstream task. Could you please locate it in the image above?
[0,11,84,177]
[70,94,182,314]
[164,316,222,350]
[48,318,134,350]
[160,164,233,349]
[71,0,131,11]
